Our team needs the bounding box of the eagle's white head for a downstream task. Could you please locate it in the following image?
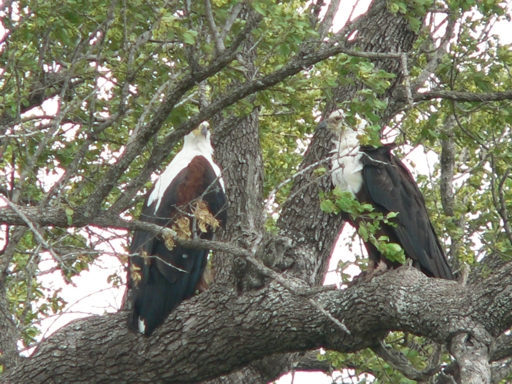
[183,121,212,151]
[319,109,367,135]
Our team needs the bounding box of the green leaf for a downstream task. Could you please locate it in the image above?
[358,225,369,241]
[65,208,74,226]
[252,2,266,15]
[182,30,198,45]
[313,167,327,176]
[320,199,338,214]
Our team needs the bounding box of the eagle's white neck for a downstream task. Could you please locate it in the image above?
[331,128,364,196]
[332,128,362,156]
[183,133,214,158]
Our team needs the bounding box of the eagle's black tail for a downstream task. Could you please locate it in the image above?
[128,248,208,336]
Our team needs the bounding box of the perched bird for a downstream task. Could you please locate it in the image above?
[319,110,453,279]
[128,122,227,335]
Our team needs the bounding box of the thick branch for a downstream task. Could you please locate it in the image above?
[450,333,491,384]
[491,334,512,362]
[414,90,512,103]
[4,267,511,383]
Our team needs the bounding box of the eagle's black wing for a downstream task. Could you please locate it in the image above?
[360,145,453,279]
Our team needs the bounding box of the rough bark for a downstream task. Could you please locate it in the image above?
[211,16,265,286]
[0,227,25,371]
[450,333,491,384]
[212,109,265,287]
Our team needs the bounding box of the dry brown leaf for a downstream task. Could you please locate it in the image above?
[130,264,142,286]
[119,253,129,264]
[162,231,175,250]
[193,200,220,233]
[172,217,192,239]
[141,250,151,265]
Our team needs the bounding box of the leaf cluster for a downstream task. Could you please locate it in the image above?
[320,188,405,264]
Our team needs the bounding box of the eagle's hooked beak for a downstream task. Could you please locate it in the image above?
[317,120,327,130]
[200,122,209,137]
[193,122,210,137]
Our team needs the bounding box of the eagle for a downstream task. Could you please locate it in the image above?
[319,110,453,280]
[128,122,227,336]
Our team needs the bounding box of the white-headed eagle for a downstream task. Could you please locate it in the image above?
[319,110,453,280]
[128,122,227,336]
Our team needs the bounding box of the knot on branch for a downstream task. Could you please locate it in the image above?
[233,231,293,294]
[449,331,492,384]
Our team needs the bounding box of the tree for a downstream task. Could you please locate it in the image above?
[1,0,512,382]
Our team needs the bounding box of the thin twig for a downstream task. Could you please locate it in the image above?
[220,2,243,40]
[264,155,334,215]
[401,53,414,109]
[347,0,362,24]
[317,0,341,39]
[1,198,76,283]
[204,0,225,53]
[452,110,489,150]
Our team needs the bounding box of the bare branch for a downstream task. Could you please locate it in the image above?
[317,0,341,39]
[440,116,457,216]
[413,90,512,103]
[204,0,225,53]
[452,109,489,150]
[401,52,414,109]
[331,0,386,42]
[411,15,456,91]
[346,0,362,24]
[0,199,76,281]
[264,155,334,220]
[220,2,244,40]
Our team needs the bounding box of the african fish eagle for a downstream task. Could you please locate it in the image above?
[319,110,453,279]
[128,122,227,336]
